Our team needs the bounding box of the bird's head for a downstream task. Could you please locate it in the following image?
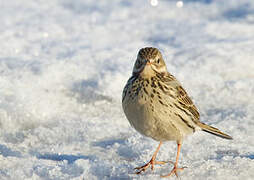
[133,47,167,77]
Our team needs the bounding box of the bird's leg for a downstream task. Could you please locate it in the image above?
[161,143,186,178]
[135,141,167,174]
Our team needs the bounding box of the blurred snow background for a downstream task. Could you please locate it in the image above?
[0,0,254,179]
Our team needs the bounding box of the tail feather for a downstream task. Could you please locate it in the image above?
[198,122,233,140]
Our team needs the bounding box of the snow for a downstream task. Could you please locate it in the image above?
[0,0,254,179]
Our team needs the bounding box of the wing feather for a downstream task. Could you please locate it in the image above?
[161,73,200,122]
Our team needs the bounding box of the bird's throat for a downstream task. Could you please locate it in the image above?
[140,65,155,78]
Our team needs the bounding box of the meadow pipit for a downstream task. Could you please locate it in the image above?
[122,47,232,177]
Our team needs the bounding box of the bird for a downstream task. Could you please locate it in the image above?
[122,47,232,177]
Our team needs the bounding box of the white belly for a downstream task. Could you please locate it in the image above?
[122,92,194,142]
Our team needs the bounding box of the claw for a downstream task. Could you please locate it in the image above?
[134,141,164,174]
[161,166,186,178]
[134,160,168,174]
[161,143,186,178]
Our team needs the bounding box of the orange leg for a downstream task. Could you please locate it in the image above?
[161,143,186,178]
[135,141,167,174]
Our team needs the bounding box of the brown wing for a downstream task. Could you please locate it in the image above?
[175,85,200,121]
[161,72,200,122]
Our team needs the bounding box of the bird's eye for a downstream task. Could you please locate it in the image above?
[157,59,160,64]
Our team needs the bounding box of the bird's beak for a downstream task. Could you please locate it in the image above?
[145,60,152,65]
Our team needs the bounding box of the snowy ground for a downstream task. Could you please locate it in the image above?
[0,0,254,179]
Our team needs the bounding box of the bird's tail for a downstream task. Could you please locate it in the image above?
[197,122,233,140]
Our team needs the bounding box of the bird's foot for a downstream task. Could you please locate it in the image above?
[134,158,168,174]
[161,164,186,178]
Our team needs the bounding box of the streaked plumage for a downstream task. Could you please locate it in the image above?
[122,47,232,177]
